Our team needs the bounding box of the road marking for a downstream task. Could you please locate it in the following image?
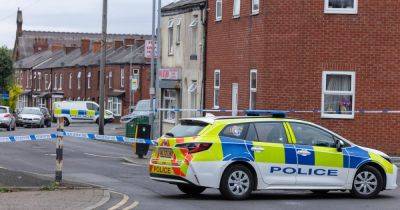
[122,201,139,210]
[44,153,56,156]
[84,190,111,210]
[108,192,129,210]
[84,152,124,159]
[121,162,145,167]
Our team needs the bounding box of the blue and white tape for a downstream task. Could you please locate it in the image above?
[0,132,156,145]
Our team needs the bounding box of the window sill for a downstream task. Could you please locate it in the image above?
[232,15,240,19]
[163,119,176,124]
[324,9,358,15]
[168,53,174,56]
[251,11,259,16]
[213,106,220,110]
[321,113,355,119]
[215,19,222,22]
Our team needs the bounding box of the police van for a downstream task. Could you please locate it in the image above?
[149,111,398,200]
[53,101,114,126]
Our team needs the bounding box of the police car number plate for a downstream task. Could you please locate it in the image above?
[158,148,173,158]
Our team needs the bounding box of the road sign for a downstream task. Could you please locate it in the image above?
[131,78,139,91]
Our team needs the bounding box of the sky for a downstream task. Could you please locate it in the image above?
[0,0,176,48]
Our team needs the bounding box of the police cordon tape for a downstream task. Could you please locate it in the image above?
[0,132,157,145]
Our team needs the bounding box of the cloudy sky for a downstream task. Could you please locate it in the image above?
[0,0,175,48]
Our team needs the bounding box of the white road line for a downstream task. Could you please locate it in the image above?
[108,193,129,210]
[84,152,124,159]
[122,201,139,210]
[121,162,145,167]
[84,190,111,210]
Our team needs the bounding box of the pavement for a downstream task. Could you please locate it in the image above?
[0,123,399,210]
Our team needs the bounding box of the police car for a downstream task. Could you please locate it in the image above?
[149,111,397,200]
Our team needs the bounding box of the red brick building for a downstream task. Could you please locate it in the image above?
[13,10,151,119]
[205,0,400,154]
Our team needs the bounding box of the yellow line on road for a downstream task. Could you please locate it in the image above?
[122,201,139,210]
[108,192,129,210]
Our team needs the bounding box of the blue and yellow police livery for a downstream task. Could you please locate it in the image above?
[149,113,397,200]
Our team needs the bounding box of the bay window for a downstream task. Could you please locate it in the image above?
[322,71,355,119]
[108,97,122,116]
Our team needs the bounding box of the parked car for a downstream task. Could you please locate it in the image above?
[120,100,151,124]
[39,107,52,127]
[0,106,16,131]
[17,107,45,128]
[53,101,114,126]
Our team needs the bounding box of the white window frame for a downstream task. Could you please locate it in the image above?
[26,73,29,88]
[108,97,122,117]
[176,19,181,44]
[249,69,257,109]
[216,0,222,21]
[213,70,220,109]
[120,67,125,88]
[59,73,63,90]
[190,18,198,55]
[163,89,178,123]
[54,74,58,90]
[77,72,81,90]
[44,74,49,90]
[69,73,72,90]
[324,0,358,14]
[108,71,113,89]
[37,72,41,91]
[252,0,260,15]
[321,71,356,119]
[87,72,91,89]
[168,20,174,55]
[233,0,240,18]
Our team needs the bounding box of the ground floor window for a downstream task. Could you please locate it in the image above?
[17,95,28,110]
[163,89,177,123]
[107,97,122,116]
[322,71,355,119]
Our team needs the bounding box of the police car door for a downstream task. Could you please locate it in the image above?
[250,122,297,186]
[288,122,349,187]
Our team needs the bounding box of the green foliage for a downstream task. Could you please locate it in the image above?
[0,188,11,193]
[40,182,59,191]
[0,46,13,90]
[7,85,23,111]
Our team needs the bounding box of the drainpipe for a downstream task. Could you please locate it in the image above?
[201,2,208,116]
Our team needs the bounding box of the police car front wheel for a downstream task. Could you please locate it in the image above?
[177,184,206,196]
[220,164,254,200]
[351,165,384,199]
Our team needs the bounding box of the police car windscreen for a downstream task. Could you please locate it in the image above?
[166,120,208,138]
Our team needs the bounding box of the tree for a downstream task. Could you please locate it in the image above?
[0,46,13,90]
[7,85,23,111]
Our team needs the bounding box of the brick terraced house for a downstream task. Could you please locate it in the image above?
[205,0,400,155]
[13,10,151,119]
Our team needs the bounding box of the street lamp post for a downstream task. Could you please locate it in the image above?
[99,0,108,135]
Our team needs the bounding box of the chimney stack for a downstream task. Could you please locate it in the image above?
[114,40,123,49]
[93,41,102,54]
[51,44,63,52]
[65,46,78,54]
[81,39,90,55]
[124,38,135,47]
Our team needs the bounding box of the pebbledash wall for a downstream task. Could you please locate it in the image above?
[205,0,400,155]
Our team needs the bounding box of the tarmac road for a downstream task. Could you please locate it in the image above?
[0,124,399,210]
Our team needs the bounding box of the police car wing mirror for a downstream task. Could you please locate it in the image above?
[336,139,344,152]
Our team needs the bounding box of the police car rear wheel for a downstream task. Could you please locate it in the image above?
[177,184,206,196]
[220,164,254,200]
[351,165,383,199]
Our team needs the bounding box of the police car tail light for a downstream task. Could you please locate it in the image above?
[176,143,212,154]
[3,114,11,118]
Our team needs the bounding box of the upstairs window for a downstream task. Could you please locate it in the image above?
[44,74,49,90]
[87,72,91,89]
[213,70,220,109]
[252,0,259,14]
[69,73,72,90]
[190,17,199,57]
[322,71,355,119]
[108,71,113,89]
[176,19,181,45]
[54,74,58,90]
[77,72,81,90]
[168,20,174,55]
[120,67,125,88]
[233,0,240,17]
[325,0,357,14]
[59,73,63,90]
[216,0,222,21]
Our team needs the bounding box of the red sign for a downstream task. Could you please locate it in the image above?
[159,68,181,80]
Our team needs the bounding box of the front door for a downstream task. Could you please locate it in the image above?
[251,122,297,186]
[288,122,349,187]
[231,83,238,116]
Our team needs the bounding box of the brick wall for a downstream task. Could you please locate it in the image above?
[206,0,400,154]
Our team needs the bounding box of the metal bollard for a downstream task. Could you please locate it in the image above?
[55,117,64,185]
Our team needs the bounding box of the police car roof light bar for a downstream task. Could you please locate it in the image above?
[245,110,287,118]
